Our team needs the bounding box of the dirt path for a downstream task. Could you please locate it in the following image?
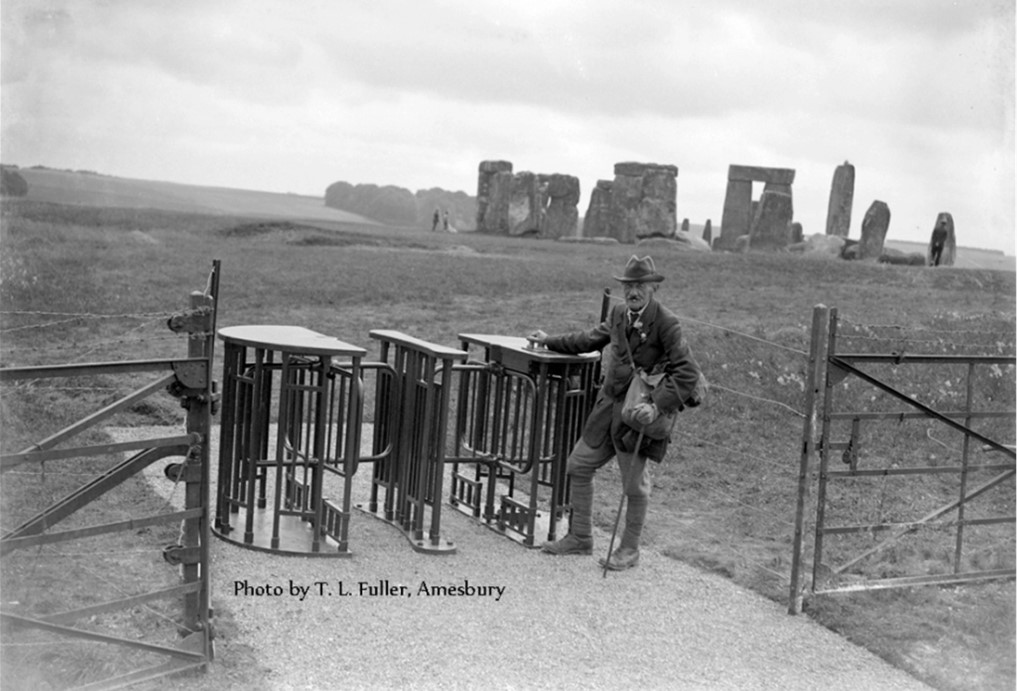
[119,427,932,690]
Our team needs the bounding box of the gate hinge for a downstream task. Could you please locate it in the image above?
[167,307,213,334]
[164,459,203,483]
[162,544,202,566]
[171,361,209,389]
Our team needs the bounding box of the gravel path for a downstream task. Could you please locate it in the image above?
[116,427,932,690]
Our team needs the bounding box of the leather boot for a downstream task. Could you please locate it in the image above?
[541,476,593,554]
[620,494,647,552]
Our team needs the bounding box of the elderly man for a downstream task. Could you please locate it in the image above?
[528,255,705,570]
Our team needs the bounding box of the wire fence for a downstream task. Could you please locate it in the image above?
[0,308,207,688]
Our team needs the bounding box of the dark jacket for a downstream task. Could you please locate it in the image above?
[544,298,703,462]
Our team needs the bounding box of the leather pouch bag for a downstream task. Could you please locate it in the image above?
[620,370,677,440]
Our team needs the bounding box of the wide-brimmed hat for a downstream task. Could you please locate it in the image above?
[613,255,665,283]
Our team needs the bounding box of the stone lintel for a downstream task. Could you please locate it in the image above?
[614,162,679,178]
[728,164,796,185]
[479,160,513,174]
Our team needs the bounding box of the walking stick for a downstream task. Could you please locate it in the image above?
[603,427,644,577]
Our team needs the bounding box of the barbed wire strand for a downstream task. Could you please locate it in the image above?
[676,314,809,356]
[7,315,174,392]
[4,334,186,355]
[1,310,173,319]
[709,383,806,418]
[840,316,1016,336]
[602,292,808,356]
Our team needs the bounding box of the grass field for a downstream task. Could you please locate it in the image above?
[0,186,1014,690]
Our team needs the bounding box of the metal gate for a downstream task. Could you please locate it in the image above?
[0,262,220,686]
[789,305,1015,613]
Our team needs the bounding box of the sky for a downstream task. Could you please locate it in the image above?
[2,0,1014,254]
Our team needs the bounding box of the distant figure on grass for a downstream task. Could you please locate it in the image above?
[432,209,440,232]
[528,255,706,571]
[929,215,949,266]
[442,209,450,232]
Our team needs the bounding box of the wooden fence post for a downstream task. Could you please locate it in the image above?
[178,260,218,656]
[788,305,830,614]
[181,290,211,636]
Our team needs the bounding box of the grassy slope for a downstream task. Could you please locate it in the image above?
[0,186,1014,690]
[15,167,376,225]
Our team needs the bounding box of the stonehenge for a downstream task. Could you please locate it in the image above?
[582,162,678,243]
[472,158,949,268]
[716,164,795,252]
[475,161,580,239]
[825,161,854,237]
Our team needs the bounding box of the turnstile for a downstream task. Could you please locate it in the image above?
[214,325,365,556]
[451,334,599,547]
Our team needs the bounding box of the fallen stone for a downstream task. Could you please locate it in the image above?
[879,248,925,265]
[788,233,846,257]
[637,232,711,252]
[558,236,620,244]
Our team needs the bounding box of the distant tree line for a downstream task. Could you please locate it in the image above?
[1,165,28,197]
[324,180,477,231]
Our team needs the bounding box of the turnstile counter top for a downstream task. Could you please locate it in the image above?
[369,329,469,360]
[457,333,600,364]
[218,325,367,357]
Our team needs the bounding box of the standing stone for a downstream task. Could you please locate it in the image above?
[790,222,803,244]
[681,218,690,232]
[748,189,794,251]
[826,161,855,237]
[859,200,891,260]
[703,219,713,246]
[476,160,513,234]
[612,162,678,242]
[718,179,753,251]
[541,174,580,239]
[583,180,614,238]
[508,171,541,235]
[610,170,644,244]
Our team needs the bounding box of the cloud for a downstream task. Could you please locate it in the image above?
[1,0,1012,253]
